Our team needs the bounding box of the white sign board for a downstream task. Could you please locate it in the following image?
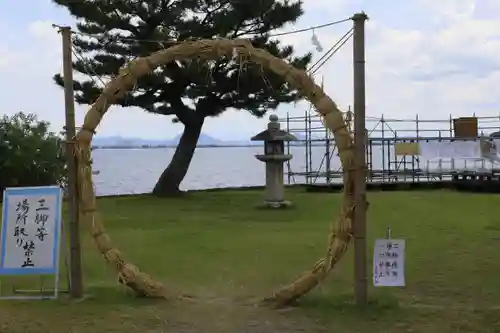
[373,239,405,287]
[0,186,62,275]
[419,141,482,160]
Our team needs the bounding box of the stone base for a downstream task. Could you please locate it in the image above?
[257,200,293,209]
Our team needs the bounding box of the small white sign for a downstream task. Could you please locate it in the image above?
[373,239,405,287]
[0,186,62,275]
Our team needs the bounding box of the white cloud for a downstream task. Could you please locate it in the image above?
[0,49,20,70]
[1,0,500,140]
[418,0,476,22]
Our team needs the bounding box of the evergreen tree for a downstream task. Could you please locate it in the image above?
[53,0,312,196]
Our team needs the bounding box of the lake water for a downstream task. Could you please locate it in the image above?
[92,146,320,196]
[92,144,497,196]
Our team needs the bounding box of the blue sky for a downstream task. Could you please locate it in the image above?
[1,0,500,140]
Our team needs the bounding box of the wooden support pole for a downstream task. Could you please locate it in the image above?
[352,12,369,306]
[60,26,84,298]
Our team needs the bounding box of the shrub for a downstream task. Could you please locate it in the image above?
[0,112,66,193]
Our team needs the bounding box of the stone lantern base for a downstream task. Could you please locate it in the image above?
[257,200,293,209]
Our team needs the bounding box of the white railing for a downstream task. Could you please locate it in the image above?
[425,157,497,174]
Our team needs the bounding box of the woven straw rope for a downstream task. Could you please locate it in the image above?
[74,38,359,306]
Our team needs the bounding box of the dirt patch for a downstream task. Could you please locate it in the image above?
[0,297,326,333]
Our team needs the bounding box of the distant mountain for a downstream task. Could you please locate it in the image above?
[224,140,261,146]
[168,133,224,146]
[90,131,330,149]
[92,136,169,147]
[91,134,262,149]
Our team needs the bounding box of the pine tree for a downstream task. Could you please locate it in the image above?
[53,0,312,196]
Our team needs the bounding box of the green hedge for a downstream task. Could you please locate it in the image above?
[0,112,66,193]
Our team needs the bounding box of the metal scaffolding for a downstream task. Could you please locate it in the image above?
[281,109,500,185]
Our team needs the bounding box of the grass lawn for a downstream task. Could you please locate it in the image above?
[1,188,500,332]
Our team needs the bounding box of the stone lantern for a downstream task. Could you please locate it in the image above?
[251,114,297,208]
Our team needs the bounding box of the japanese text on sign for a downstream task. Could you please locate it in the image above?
[0,186,62,275]
[373,239,405,287]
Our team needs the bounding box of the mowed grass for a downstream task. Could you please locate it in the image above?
[1,188,500,332]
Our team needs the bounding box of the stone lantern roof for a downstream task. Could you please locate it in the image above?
[250,115,298,142]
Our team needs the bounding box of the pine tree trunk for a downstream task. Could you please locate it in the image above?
[152,117,204,197]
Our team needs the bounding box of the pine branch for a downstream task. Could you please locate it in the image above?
[52,0,311,118]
